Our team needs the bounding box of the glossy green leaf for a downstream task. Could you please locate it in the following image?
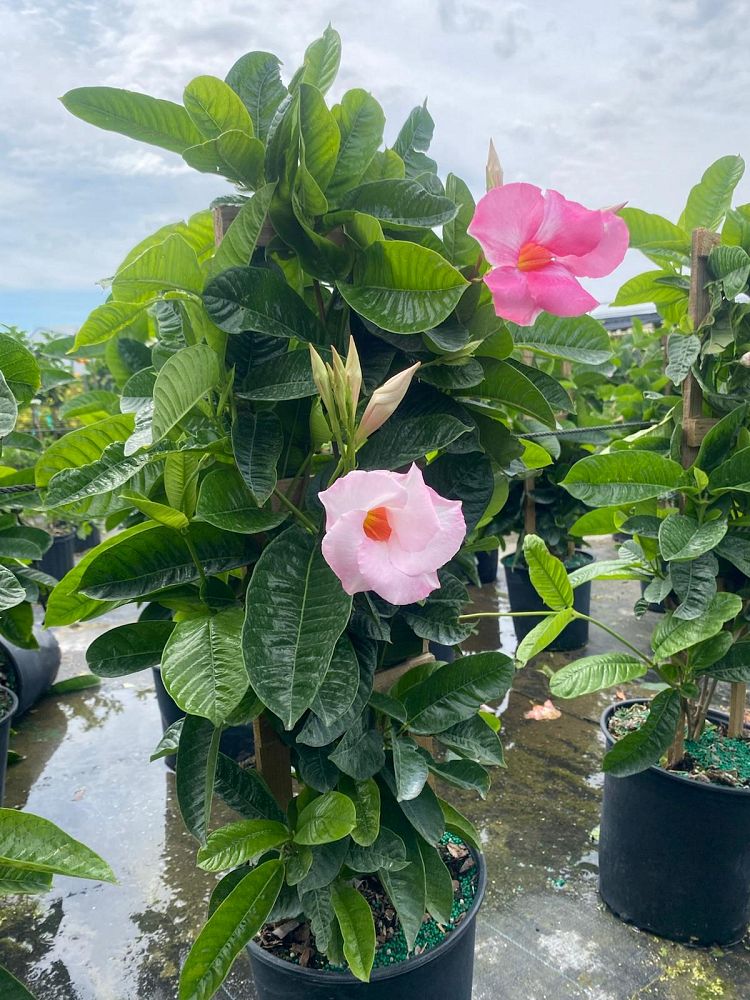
[443,173,480,268]
[337,241,468,335]
[0,334,40,402]
[347,827,408,872]
[150,719,184,762]
[0,372,17,439]
[671,553,718,620]
[341,776,380,847]
[425,756,490,798]
[204,266,326,342]
[196,467,287,534]
[120,491,189,530]
[309,634,360,728]
[225,52,287,142]
[294,791,357,845]
[0,808,114,881]
[182,130,265,188]
[522,534,574,610]
[550,653,645,699]
[86,620,175,676]
[337,179,457,229]
[417,838,454,925]
[603,689,681,777]
[459,359,555,427]
[329,714,385,781]
[709,447,750,493]
[327,89,385,201]
[197,819,289,872]
[651,593,742,660]
[0,965,35,999]
[0,863,53,896]
[696,404,747,473]
[618,207,688,261]
[377,803,426,949]
[665,333,700,385]
[207,183,276,278]
[709,244,750,298]
[704,639,750,682]
[289,25,341,95]
[183,75,254,139]
[402,652,514,735]
[0,566,26,613]
[36,414,134,487]
[422,452,493,535]
[515,607,576,666]
[658,514,727,561]
[331,883,375,982]
[79,522,257,600]
[178,859,283,1000]
[231,409,282,505]
[112,233,203,303]
[164,451,201,517]
[680,155,745,232]
[562,452,685,506]
[438,798,481,851]
[243,526,351,729]
[513,313,612,365]
[392,734,429,801]
[437,714,505,766]
[214,753,286,824]
[613,270,688,308]
[176,715,220,843]
[403,570,473,646]
[151,344,221,442]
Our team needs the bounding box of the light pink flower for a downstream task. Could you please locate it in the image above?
[468,183,628,326]
[319,465,466,604]
[355,362,420,445]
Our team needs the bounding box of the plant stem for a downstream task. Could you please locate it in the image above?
[184,533,207,588]
[577,614,656,669]
[312,280,327,325]
[272,487,317,534]
[459,610,559,620]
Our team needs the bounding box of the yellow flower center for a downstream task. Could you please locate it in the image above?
[363,506,392,542]
[517,241,554,272]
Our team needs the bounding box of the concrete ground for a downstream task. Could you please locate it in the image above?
[1,537,748,999]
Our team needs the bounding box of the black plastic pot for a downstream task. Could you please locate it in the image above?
[248,849,486,999]
[36,531,76,581]
[503,550,592,651]
[599,699,750,945]
[0,685,18,806]
[476,549,499,585]
[152,667,255,768]
[428,641,456,663]
[0,629,61,719]
[74,526,101,553]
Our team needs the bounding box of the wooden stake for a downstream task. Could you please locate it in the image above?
[523,477,537,535]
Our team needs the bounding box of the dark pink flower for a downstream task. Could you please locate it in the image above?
[468,183,628,326]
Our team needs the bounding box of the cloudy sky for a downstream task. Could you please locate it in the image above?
[1,0,748,331]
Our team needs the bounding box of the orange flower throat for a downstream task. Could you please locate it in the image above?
[517,241,554,272]
[363,506,392,542]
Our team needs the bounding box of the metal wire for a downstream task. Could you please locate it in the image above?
[521,420,654,439]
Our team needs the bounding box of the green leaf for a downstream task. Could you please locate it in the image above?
[438,798,481,851]
[392,734,429,801]
[347,827,408,872]
[309,634,360,728]
[289,25,341,95]
[162,607,248,726]
[459,359,555,427]
[377,804,426,949]
[331,883,375,982]
[671,553,718,621]
[651,593,742,660]
[150,344,221,442]
[120,491,188,530]
[86,620,175,676]
[0,808,114,881]
[337,179,457,229]
[709,244,750,298]
[402,652,514,735]
[79,522,257,600]
[514,314,612,365]
[603,689,681,777]
[680,155,745,232]
[612,270,688,308]
[182,130,265,188]
[425,756,490,798]
[658,514,727,561]
[327,89,386,201]
[696,404,747,473]
[403,570,473,646]
[225,52,287,142]
[294,791,356,845]
[59,389,120,420]
[44,672,95,695]
[393,103,437,179]
[0,565,27,613]
[178,859,283,1000]
[207,183,276,278]
[0,863,53,895]
[443,173,480,268]
[196,467,286,534]
[437,714,505,766]
[550,653,645,698]
[183,75,254,139]
[0,372,17,439]
[214,753,286,824]
[704,639,750,682]
[236,349,320,402]
[0,965,36,999]
[176,715,220,843]
[618,208,689,260]
[357,398,472,471]
[562,452,685,506]
[112,233,203,303]
[36,414,134,488]
[337,241,468,335]
[243,526,351,729]
[61,86,204,153]
[421,451,493,536]
[329,715,385,781]
[297,82,340,200]
[165,450,201,516]
[665,334,701,385]
[522,534,574,610]
[568,558,643,587]
[231,409,282,506]
[341,776,380,847]
[515,608,576,666]
[196,819,289,872]
[204,266,326,342]
[0,334,40,402]
[150,719,184,762]
[709,447,750,493]
[417,838,454,926]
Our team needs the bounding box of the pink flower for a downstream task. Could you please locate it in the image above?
[319,465,466,604]
[468,183,628,326]
[355,361,420,445]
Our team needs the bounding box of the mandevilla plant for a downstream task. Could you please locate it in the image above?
[41,26,626,997]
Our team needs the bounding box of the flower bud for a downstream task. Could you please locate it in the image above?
[740,351,750,368]
[309,345,334,413]
[344,336,362,410]
[486,138,503,191]
[355,361,420,444]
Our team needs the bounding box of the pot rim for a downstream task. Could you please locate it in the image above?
[248,846,487,984]
[601,698,750,798]
[0,683,18,726]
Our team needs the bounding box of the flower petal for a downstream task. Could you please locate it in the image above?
[525,262,599,317]
[556,210,629,277]
[534,190,603,258]
[387,464,441,553]
[357,539,439,604]
[468,183,545,267]
[321,509,369,595]
[389,488,466,575]
[318,470,406,528]
[484,266,540,326]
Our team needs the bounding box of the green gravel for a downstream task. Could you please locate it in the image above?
[686,724,750,787]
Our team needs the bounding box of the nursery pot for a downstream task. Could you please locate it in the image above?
[476,549,499,585]
[248,849,486,1000]
[0,685,18,806]
[0,629,61,718]
[36,531,76,581]
[599,699,750,946]
[74,526,101,553]
[152,667,254,768]
[503,550,593,651]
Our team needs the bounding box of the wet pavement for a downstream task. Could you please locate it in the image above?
[1,537,750,999]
